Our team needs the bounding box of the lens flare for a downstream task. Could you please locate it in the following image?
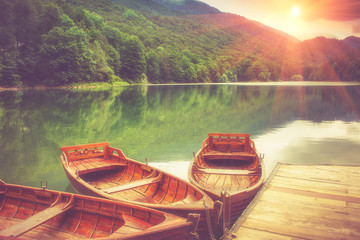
[291,6,300,17]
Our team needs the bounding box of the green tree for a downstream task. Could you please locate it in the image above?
[146,50,161,83]
[217,73,229,83]
[120,36,146,82]
[106,45,121,77]
[196,63,210,83]
[157,47,171,83]
[245,61,271,81]
[13,0,37,45]
[290,74,304,81]
[0,51,21,86]
[102,25,125,50]
[180,55,197,82]
[38,25,94,85]
[90,40,114,82]
[37,2,62,35]
[0,0,15,49]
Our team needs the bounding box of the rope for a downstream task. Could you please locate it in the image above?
[204,200,217,240]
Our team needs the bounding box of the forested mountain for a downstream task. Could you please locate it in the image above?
[0,0,359,87]
[343,36,360,50]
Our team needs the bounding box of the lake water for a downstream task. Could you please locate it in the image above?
[1,83,360,192]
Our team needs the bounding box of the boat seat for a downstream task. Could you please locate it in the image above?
[212,142,245,146]
[194,167,256,175]
[71,159,127,175]
[203,151,256,161]
[0,201,73,237]
[103,174,163,194]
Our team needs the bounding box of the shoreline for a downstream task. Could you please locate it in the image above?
[1,81,360,92]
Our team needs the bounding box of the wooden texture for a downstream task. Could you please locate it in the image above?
[231,164,360,240]
[104,174,163,194]
[188,133,265,227]
[0,202,72,237]
[0,181,197,240]
[60,143,217,240]
[203,151,256,161]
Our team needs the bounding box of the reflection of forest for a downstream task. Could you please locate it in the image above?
[0,85,359,190]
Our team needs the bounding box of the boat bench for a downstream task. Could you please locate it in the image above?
[203,151,256,161]
[0,201,73,237]
[211,142,246,152]
[194,168,256,175]
[71,159,127,176]
[103,174,163,194]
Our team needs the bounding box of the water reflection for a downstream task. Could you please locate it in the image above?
[0,84,359,190]
[255,120,360,178]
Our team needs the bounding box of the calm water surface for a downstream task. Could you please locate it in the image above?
[1,83,360,191]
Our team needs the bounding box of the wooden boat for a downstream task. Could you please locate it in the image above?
[188,133,265,226]
[0,180,200,240]
[60,143,221,240]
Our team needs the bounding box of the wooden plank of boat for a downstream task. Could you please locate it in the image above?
[60,143,219,240]
[0,181,201,240]
[103,173,163,194]
[0,201,73,237]
[203,151,256,161]
[194,167,256,175]
[73,159,127,175]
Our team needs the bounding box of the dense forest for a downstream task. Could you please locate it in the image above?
[1,0,360,87]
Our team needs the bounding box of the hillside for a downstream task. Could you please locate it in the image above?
[343,36,360,50]
[0,0,359,87]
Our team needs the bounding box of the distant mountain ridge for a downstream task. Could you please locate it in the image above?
[343,36,360,49]
[153,0,221,15]
[116,0,220,15]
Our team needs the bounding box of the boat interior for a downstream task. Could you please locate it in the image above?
[61,144,204,206]
[191,134,262,193]
[0,183,166,239]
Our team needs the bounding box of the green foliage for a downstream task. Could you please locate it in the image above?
[39,25,95,85]
[120,36,146,82]
[0,0,359,86]
[146,50,161,83]
[290,74,304,81]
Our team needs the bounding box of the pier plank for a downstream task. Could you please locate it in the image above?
[230,164,360,240]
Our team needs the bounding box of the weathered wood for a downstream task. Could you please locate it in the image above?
[208,133,250,138]
[75,160,127,175]
[104,174,163,194]
[61,142,109,161]
[231,164,360,240]
[61,142,109,152]
[194,168,256,175]
[203,151,256,161]
[0,202,73,237]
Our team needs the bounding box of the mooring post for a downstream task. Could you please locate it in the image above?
[220,191,231,234]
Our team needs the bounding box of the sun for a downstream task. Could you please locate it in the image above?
[291,6,301,17]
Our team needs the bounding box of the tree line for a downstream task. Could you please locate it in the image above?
[1,0,359,87]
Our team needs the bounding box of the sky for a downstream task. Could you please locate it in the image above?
[200,0,360,40]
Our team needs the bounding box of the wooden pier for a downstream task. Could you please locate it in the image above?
[229,163,360,240]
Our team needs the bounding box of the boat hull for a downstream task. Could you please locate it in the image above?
[0,181,197,240]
